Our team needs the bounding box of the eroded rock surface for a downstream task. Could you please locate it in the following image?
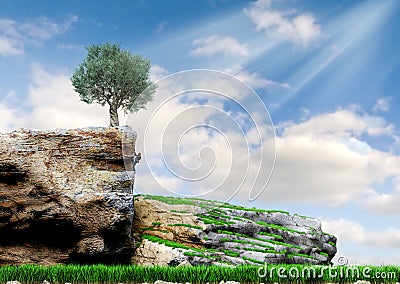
[0,127,135,265]
[132,195,337,266]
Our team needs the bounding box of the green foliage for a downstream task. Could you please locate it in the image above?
[320,252,329,257]
[265,239,302,249]
[141,235,203,252]
[232,239,274,250]
[294,213,314,219]
[219,204,290,214]
[140,227,156,231]
[168,223,203,230]
[328,241,336,247]
[258,231,284,239]
[234,232,249,238]
[220,237,231,242]
[71,43,156,126]
[152,222,161,227]
[222,249,240,257]
[242,256,265,264]
[170,209,189,214]
[183,252,214,259]
[257,222,306,235]
[197,214,229,226]
[218,230,234,235]
[143,195,197,206]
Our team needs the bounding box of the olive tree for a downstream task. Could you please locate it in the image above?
[71,43,156,127]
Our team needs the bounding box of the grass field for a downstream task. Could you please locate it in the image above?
[0,264,398,283]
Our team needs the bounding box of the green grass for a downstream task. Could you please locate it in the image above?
[219,204,290,214]
[140,227,156,231]
[218,229,234,235]
[294,213,314,219]
[257,231,284,240]
[142,194,291,217]
[167,223,203,230]
[197,214,228,226]
[222,249,240,257]
[328,241,336,247]
[257,222,306,235]
[170,209,189,213]
[319,252,329,257]
[234,232,249,238]
[287,253,317,260]
[242,256,265,264]
[232,239,275,250]
[183,252,214,259]
[264,239,302,250]
[152,222,161,227]
[220,237,231,242]
[241,246,279,254]
[1,264,398,283]
[141,235,203,252]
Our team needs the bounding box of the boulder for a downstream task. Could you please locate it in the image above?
[0,127,136,264]
[132,195,337,266]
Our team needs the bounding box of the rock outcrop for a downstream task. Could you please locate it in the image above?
[132,195,337,266]
[0,127,337,266]
[0,127,136,265]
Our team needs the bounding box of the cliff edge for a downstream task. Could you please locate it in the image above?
[0,127,336,266]
[0,127,135,264]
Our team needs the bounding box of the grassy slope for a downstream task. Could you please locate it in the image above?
[136,194,333,263]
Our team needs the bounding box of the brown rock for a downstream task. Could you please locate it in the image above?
[132,197,205,249]
[0,127,136,264]
[132,239,187,266]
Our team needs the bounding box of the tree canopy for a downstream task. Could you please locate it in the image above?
[71,43,156,126]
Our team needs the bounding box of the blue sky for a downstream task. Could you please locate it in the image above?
[1,0,400,265]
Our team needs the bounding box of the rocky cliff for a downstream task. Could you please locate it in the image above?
[0,127,136,264]
[132,195,337,266]
[0,127,336,266]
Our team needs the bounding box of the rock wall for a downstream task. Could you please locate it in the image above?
[0,127,136,265]
[132,195,337,266]
[0,127,337,267]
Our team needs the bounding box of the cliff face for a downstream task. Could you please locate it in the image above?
[0,127,337,266]
[132,195,337,266]
[0,127,136,265]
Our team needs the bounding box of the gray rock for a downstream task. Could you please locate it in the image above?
[0,127,136,265]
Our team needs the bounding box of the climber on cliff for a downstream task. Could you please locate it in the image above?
[133,152,141,168]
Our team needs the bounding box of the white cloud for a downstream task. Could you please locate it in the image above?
[20,15,78,40]
[191,35,248,57]
[257,109,400,205]
[150,65,169,82]
[125,70,275,202]
[244,0,322,45]
[224,65,291,89]
[126,71,400,209]
[0,63,113,131]
[0,36,23,56]
[0,15,78,56]
[322,218,400,265]
[373,97,391,113]
[362,177,400,214]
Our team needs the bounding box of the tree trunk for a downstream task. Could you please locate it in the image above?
[109,102,119,127]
